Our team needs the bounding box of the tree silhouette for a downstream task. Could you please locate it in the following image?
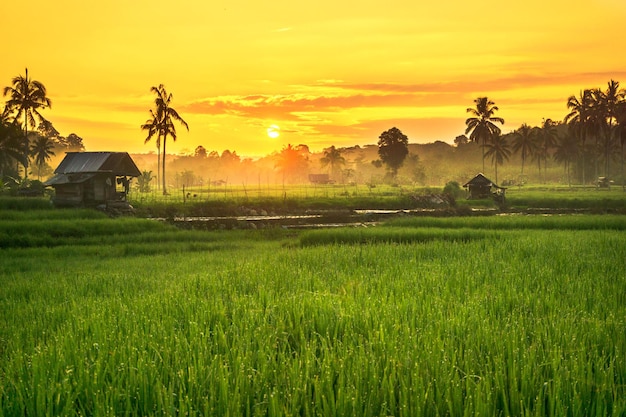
[144,85,188,194]
[553,135,578,187]
[377,127,409,179]
[616,99,626,190]
[0,119,24,177]
[465,97,504,173]
[483,133,511,185]
[511,124,538,176]
[30,135,56,180]
[141,109,162,191]
[275,143,309,184]
[2,68,51,178]
[320,145,345,181]
[564,90,593,185]
[594,80,625,177]
[537,119,559,183]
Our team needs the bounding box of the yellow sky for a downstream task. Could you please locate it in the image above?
[2,0,626,158]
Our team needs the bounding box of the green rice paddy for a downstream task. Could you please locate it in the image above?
[0,203,625,416]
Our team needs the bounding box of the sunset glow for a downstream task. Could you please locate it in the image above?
[2,0,626,157]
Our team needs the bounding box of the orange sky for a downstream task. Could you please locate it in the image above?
[2,0,626,158]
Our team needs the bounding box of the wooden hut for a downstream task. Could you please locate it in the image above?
[463,173,506,200]
[45,152,141,207]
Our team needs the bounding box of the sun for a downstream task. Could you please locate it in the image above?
[267,124,280,139]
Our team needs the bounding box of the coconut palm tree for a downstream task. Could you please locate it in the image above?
[511,123,538,177]
[553,135,579,188]
[141,109,161,191]
[0,119,25,177]
[536,119,559,183]
[594,80,625,178]
[30,135,56,180]
[615,100,626,190]
[147,84,188,194]
[564,89,593,185]
[465,97,505,173]
[2,68,51,178]
[275,143,309,184]
[320,145,346,182]
[483,133,511,185]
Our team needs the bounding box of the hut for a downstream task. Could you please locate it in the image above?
[463,173,506,201]
[45,152,141,208]
[308,174,335,184]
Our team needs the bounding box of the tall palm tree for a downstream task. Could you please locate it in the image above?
[275,143,308,184]
[553,135,579,188]
[615,99,626,191]
[2,68,51,178]
[465,97,505,173]
[147,84,188,194]
[594,80,625,178]
[320,145,345,182]
[140,109,161,191]
[483,133,511,185]
[537,119,559,183]
[511,123,538,177]
[30,135,56,180]
[564,89,593,185]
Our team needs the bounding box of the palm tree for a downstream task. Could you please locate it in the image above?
[511,123,538,177]
[320,146,345,182]
[147,84,188,194]
[275,144,309,184]
[465,97,505,173]
[483,133,511,185]
[2,68,51,178]
[140,109,161,191]
[615,100,626,190]
[595,80,625,177]
[537,119,559,183]
[564,89,593,185]
[30,136,56,180]
[0,119,25,177]
[553,135,579,188]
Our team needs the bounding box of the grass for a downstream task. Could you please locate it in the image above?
[0,207,625,416]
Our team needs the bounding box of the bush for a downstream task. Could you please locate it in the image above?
[442,181,465,199]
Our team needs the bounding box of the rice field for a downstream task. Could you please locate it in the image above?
[0,208,625,416]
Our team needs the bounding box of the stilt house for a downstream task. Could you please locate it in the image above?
[45,152,141,207]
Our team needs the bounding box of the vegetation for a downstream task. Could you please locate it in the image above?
[1,68,51,178]
[465,97,505,173]
[320,145,346,182]
[142,84,189,195]
[0,208,624,416]
[377,127,409,179]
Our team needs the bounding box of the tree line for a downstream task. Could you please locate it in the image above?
[461,81,626,188]
[2,68,626,192]
[0,68,84,189]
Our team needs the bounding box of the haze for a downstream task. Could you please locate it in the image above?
[2,0,626,157]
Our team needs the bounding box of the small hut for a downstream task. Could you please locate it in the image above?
[45,152,141,208]
[463,173,506,201]
[308,174,335,184]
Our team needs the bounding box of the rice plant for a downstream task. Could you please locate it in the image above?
[1,211,624,416]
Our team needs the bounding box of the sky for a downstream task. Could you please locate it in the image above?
[2,0,626,158]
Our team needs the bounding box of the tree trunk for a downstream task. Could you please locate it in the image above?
[23,115,29,179]
[162,135,167,195]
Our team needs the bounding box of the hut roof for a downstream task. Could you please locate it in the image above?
[463,173,504,189]
[52,152,141,176]
[44,152,141,186]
